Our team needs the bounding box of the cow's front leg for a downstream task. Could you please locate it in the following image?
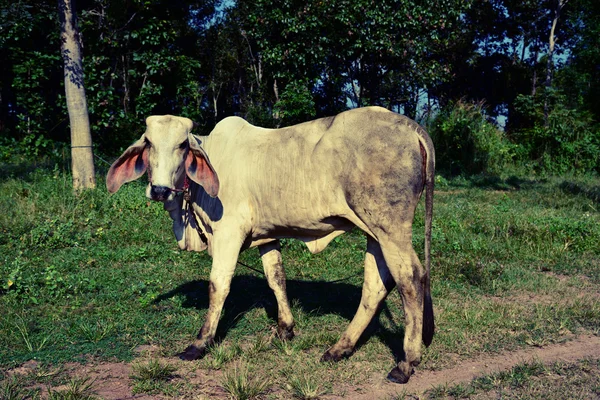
[259,240,294,340]
[178,230,244,361]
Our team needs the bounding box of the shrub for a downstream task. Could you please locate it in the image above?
[428,100,516,175]
[512,93,600,175]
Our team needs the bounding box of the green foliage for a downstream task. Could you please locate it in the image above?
[562,0,600,123]
[273,79,316,126]
[79,3,210,153]
[512,93,600,174]
[428,100,516,175]
[0,0,65,158]
[245,0,470,112]
[2,0,600,166]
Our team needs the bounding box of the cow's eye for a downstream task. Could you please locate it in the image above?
[144,138,152,147]
[179,141,188,150]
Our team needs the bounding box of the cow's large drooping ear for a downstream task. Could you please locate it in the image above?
[185,134,219,197]
[106,136,148,193]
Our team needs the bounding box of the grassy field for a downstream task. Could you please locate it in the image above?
[0,162,599,399]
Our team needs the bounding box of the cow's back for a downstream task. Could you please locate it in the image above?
[200,108,426,238]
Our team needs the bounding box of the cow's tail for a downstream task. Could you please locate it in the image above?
[418,129,435,347]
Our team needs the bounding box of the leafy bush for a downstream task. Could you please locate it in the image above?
[0,135,70,164]
[273,79,316,127]
[512,93,600,175]
[428,100,517,175]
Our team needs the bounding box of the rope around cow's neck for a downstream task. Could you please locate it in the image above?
[182,176,209,245]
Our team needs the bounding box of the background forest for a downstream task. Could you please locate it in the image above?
[1,0,599,176]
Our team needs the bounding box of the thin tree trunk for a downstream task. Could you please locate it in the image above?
[122,55,129,113]
[348,64,361,108]
[59,0,96,190]
[544,0,568,127]
[273,79,279,102]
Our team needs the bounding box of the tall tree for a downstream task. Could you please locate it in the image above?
[242,0,470,120]
[59,0,95,190]
[562,0,600,121]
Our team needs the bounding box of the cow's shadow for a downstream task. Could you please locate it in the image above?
[155,275,406,362]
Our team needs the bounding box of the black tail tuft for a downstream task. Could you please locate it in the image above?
[422,293,435,347]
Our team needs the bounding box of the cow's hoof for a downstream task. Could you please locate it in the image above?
[177,344,206,361]
[320,348,351,363]
[386,366,412,384]
[320,350,339,363]
[277,325,295,341]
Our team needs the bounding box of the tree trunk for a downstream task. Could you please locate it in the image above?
[59,0,96,190]
[544,0,568,127]
[532,38,539,96]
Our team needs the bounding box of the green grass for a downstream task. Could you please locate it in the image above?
[0,166,599,397]
[130,359,178,395]
[0,375,37,400]
[428,358,600,399]
[221,363,270,400]
[47,377,97,400]
[286,372,327,399]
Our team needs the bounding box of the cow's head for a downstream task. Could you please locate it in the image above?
[106,115,219,202]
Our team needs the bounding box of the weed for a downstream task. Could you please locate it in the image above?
[287,373,326,399]
[13,314,50,353]
[206,342,242,370]
[221,363,269,400]
[130,359,177,382]
[0,375,37,400]
[47,377,97,400]
[445,383,475,398]
[76,320,114,343]
[427,382,453,399]
[501,359,547,388]
[130,359,178,394]
[273,337,297,356]
[387,390,412,400]
[245,334,271,357]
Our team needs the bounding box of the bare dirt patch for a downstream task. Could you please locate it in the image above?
[10,335,599,399]
[345,334,600,400]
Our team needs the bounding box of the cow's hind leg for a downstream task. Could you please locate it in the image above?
[179,232,243,361]
[321,236,393,362]
[379,235,426,384]
[259,240,294,340]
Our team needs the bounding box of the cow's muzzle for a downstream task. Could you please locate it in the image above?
[149,185,172,202]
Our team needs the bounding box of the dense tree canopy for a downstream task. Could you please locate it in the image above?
[1,0,598,174]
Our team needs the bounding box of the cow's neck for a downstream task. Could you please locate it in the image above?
[163,192,209,253]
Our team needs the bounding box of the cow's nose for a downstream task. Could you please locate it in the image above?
[150,185,171,201]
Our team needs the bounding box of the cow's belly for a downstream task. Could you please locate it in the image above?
[247,216,355,254]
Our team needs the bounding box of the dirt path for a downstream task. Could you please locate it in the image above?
[12,334,600,399]
[347,334,600,399]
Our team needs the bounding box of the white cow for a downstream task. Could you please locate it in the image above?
[106,106,435,383]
